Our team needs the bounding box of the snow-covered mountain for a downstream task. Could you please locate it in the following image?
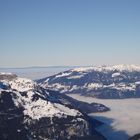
[38,65,140,99]
[0,73,106,140]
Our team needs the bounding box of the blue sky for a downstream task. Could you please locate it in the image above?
[0,0,140,67]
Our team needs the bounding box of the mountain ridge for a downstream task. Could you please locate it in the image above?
[38,65,140,99]
[0,73,106,140]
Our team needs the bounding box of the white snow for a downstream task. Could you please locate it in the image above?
[54,103,82,117]
[9,77,36,92]
[44,78,49,83]
[0,72,13,75]
[111,65,140,72]
[41,82,70,93]
[23,98,63,120]
[68,94,140,140]
[0,75,82,121]
[103,83,115,88]
[112,72,121,78]
[69,85,79,91]
[52,83,67,89]
[87,83,103,89]
[67,75,83,79]
[71,67,94,72]
[113,83,135,91]
[11,90,82,120]
[135,81,140,85]
[72,65,140,73]
[55,72,71,78]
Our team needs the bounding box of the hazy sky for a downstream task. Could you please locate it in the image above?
[0,0,140,67]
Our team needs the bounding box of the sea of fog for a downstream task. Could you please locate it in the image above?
[0,67,76,80]
[69,94,140,140]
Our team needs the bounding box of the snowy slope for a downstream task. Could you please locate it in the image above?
[38,65,140,99]
[11,90,82,120]
[9,77,36,92]
[0,72,35,92]
[0,73,82,119]
[0,73,105,140]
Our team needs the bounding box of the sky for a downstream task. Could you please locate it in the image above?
[0,0,140,67]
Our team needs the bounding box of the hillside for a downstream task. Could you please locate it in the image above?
[38,65,140,99]
[0,73,106,140]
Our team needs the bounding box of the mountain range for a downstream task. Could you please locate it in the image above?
[38,65,140,99]
[0,73,108,140]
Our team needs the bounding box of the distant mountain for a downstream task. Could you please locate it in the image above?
[38,65,140,99]
[0,66,80,80]
[0,73,106,140]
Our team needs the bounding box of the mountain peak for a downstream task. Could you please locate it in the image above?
[72,64,140,73]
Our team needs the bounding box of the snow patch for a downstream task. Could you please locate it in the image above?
[72,65,140,73]
[71,67,94,72]
[9,77,36,92]
[135,81,140,85]
[55,72,71,78]
[0,72,13,75]
[87,83,103,89]
[67,75,83,79]
[112,72,121,78]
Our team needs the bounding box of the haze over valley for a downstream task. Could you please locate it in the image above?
[1,0,140,139]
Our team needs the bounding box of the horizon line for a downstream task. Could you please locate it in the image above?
[0,64,140,69]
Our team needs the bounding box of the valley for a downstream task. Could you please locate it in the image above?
[1,65,140,140]
[69,94,140,140]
